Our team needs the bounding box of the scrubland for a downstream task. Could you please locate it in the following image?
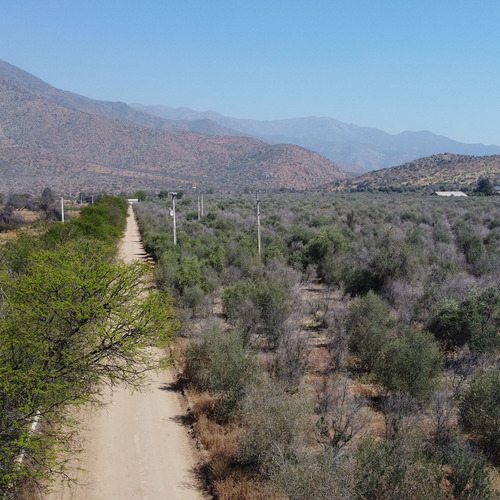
[135,192,500,500]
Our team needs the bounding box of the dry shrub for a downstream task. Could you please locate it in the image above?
[214,476,279,500]
[196,413,240,479]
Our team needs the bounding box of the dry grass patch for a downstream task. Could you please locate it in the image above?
[214,475,283,500]
[198,414,240,479]
[189,392,241,480]
[491,467,500,494]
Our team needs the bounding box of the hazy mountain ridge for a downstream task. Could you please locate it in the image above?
[0,60,346,194]
[331,153,500,192]
[133,105,500,172]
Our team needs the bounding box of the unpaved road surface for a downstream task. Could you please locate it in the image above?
[46,206,205,500]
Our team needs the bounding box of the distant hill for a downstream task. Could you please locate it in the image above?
[0,59,346,195]
[132,105,500,173]
[329,153,500,192]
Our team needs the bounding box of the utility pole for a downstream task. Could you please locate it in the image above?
[170,192,178,245]
[201,194,204,217]
[256,191,261,255]
[197,194,201,221]
[61,197,65,223]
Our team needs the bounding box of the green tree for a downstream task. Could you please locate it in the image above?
[257,276,292,347]
[475,177,495,196]
[175,256,208,294]
[207,244,226,273]
[0,239,176,489]
[133,190,147,201]
[40,187,56,210]
[443,438,495,500]
[455,222,487,275]
[303,226,346,272]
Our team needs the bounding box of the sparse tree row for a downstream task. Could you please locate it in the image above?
[135,191,500,500]
[0,196,176,496]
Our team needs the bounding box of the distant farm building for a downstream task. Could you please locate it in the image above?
[127,198,139,204]
[435,191,468,197]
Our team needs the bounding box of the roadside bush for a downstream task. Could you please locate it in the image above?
[184,325,260,422]
[237,382,313,472]
[0,234,176,490]
[68,196,128,243]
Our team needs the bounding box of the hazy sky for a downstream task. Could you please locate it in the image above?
[1,0,499,145]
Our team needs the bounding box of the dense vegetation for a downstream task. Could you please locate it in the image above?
[135,191,500,499]
[0,196,176,496]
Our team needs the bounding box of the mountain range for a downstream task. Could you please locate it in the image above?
[1,58,499,196]
[131,105,500,173]
[0,59,345,195]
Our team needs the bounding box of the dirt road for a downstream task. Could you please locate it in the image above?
[46,206,205,500]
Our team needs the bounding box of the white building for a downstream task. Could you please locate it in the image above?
[435,191,468,197]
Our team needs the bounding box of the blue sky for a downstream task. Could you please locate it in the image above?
[1,0,499,145]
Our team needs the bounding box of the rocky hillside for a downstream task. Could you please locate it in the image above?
[0,60,346,195]
[330,153,500,192]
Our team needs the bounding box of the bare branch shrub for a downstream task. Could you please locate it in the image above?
[270,329,308,390]
[315,375,368,449]
[382,392,424,440]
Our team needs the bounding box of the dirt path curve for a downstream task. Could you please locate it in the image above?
[46,206,206,500]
